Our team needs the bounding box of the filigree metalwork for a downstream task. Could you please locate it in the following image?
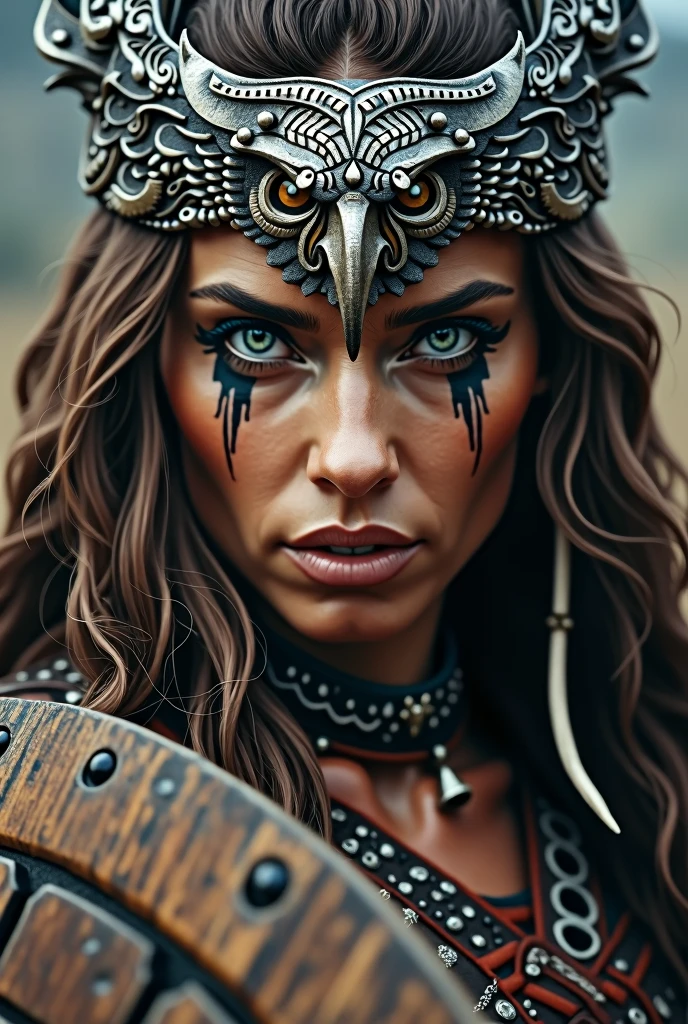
[35,0,657,357]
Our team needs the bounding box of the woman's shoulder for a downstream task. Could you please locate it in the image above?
[0,658,85,706]
[0,659,184,744]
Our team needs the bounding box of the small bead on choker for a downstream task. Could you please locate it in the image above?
[261,626,473,811]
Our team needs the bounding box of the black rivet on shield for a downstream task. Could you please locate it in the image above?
[245,858,289,908]
[0,728,11,759]
[82,749,117,788]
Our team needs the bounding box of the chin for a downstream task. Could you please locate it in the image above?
[265,587,411,644]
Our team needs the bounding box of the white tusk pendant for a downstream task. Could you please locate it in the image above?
[547,527,621,835]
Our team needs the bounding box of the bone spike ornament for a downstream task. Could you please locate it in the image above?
[35,0,657,359]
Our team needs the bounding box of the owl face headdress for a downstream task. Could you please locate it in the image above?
[36,0,656,358]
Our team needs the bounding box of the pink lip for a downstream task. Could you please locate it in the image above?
[288,524,414,548]
[282,524,422,587]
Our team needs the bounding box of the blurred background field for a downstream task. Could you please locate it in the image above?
[0,1,687,519]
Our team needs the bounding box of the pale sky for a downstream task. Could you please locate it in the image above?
[651,0,688,33]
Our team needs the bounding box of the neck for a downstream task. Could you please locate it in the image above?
[257,597,444,686]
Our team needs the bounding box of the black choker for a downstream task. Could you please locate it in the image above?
[261,626,473,810]
[262,627,464,756]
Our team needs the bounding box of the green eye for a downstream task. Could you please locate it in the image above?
[227,326,292,361]
[411,324,476,359]
[242,328,276,352]
[427,327,459,352]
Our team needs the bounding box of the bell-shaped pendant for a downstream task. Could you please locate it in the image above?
[433,744,473,812]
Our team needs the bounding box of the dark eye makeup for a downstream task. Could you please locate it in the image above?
[397,316,511,373]
[194,314,511,481]
[196,315,510,380]
[196,317,306,377]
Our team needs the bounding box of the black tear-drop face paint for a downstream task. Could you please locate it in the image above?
[447,322,510,475]
[195,323,256,480]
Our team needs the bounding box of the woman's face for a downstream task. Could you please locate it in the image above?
[162,227,541,643]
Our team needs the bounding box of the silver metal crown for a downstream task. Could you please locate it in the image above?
[35,0,657,357]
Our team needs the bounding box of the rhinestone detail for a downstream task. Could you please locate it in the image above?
[437,945,458,969]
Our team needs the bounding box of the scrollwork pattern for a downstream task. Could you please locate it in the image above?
[35,0,656,306]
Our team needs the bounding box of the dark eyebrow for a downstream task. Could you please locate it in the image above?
[385,280,514,329]
[190,282,318,331]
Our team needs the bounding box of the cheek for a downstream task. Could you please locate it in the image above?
[163,350,264,562]
[412,353,535,464]
[162,342,303,547]
[163,344,228,483]
[478,353,538,466]
[402,329,538,527]
[481,321,540,442]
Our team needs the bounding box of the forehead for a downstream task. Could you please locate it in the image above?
[187,225,526,322]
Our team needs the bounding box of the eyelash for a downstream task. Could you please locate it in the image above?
[195,318,302,376]
[196,315,509,377]
[401,317,510,372]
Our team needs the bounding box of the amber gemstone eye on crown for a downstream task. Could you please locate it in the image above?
[398,181,431,209]
[278,181,311,209]
[35,0,658,359]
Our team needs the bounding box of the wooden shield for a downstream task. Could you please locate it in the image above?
[0,697,472,1024]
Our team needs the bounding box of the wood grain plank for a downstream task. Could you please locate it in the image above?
[144,983,240,1023]
[0,883,153,1024]
[0,856,24,945]
[0,697,472,1024]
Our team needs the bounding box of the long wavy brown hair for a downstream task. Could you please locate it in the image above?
[1,0,687,976]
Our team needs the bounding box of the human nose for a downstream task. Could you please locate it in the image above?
[307,358,399,498]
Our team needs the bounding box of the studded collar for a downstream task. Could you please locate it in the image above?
[260,624,467,758]
[1,632,468,761]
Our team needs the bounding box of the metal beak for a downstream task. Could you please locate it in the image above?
[316,192,387,361]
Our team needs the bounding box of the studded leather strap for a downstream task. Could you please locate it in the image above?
[330,796,684,1024]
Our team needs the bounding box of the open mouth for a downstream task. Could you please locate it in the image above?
[282,527,422,587]
[324,545,376,555]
